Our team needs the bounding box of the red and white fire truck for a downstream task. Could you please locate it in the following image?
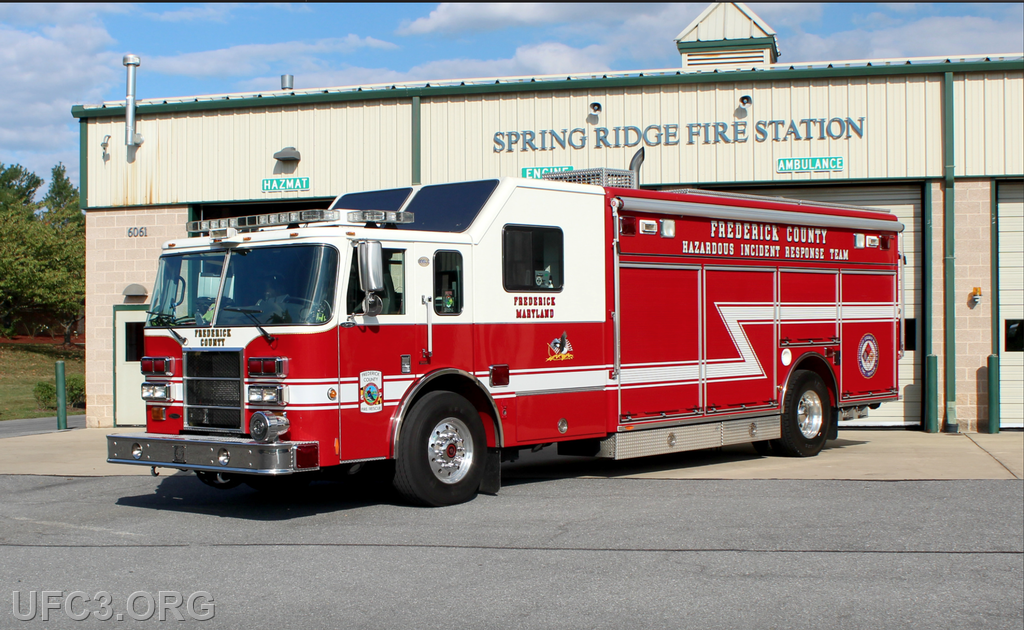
[108,170,904,505]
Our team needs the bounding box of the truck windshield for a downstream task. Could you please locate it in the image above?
[215,245,339,327]
[148,252,225,327]
[147,245,338,328]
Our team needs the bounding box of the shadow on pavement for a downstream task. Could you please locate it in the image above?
[114,438,872,517]
[116,464,406,519]
[501,437,868,484]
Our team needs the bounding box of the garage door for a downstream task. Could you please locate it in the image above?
[704,184,922,427]
[998,182,1023,428]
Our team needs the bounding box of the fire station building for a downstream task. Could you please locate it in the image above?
[73,2,1023,432]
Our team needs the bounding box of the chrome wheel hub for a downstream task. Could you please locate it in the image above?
[796,390,824,439]
[427,417,474,484]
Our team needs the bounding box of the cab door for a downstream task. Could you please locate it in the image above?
[416,246,474,372]
[338,242,418,461]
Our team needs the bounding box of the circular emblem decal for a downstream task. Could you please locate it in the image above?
[361,383,382,406]
[857,333,879,378]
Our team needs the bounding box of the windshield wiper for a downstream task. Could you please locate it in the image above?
[222,306,276,344]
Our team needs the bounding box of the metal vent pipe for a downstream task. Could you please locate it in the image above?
[123,54,142,146]
[281,74,294,90]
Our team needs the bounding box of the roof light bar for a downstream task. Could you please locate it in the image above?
[346,210,415,224]
[187,209,340,233]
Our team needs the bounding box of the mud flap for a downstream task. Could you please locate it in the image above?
[479,448,501,495]
[827,410,840,441]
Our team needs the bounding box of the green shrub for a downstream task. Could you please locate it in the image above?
[33,381,57,409]
[65,374,86,408]
[32,376,86,410]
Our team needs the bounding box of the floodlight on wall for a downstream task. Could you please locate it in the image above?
[735,95,753,119]
[273,147,301,162]
[586,102,602,125]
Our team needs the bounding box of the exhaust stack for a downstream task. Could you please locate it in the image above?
[123,54,143,147]
[628,146,645,189]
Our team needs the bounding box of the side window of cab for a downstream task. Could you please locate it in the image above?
[434,250,464,315]
[502,225,563,292]
[346,248,406,315]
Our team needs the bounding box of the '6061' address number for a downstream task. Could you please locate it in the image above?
[127,227,148,237]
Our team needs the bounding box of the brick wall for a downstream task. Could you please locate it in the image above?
[952,180,993,432]
[85,206,187,428]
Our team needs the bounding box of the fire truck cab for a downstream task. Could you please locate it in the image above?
[108,172,904,506]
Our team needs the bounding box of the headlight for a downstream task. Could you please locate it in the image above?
[248,385,285,405]
[141,383,169,401]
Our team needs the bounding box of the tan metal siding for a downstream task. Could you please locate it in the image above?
[422,76,945,189]
[956,72,1024,177]
[86,100,411,208]
[998,182,1024,427]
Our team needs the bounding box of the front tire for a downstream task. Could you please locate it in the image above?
[393,391,485,506]
[776,370,831,457]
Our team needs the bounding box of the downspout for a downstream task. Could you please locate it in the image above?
[942,72,957,432]
[922,182,938,432]
[411,96,421,185]
[988,181,1000,433]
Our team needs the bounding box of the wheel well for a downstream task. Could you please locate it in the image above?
[786,354,838,411]
[397,372,502,451]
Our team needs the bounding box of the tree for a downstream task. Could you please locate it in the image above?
[0,163,43,213]
[0,162,85,344]
[38,164,85,344]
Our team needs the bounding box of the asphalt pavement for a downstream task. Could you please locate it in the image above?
[1,424,1021,628]
[1,473,1021,629]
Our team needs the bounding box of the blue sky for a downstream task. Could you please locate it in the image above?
[1,2,1021,193]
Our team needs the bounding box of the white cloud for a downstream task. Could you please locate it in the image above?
[147,36,399,78]
[236,40,612,92]
[783,15,1024,62]
[397,3,688,36]
[143,4,238,23]
[0,17,121,190]
[0,3,127,27]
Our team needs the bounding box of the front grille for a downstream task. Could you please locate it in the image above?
[186,407,242,429]
[187,352,241,378]
[184,351,242,432]
[186,380,240,407]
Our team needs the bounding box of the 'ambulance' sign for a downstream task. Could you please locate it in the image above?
[776,156,844,173]
[262,177,310,192]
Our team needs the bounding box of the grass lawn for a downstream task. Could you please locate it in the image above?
[0,343,85,421]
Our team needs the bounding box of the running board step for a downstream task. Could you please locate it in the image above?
[597,416,781,460]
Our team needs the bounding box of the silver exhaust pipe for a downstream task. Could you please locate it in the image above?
[123,54,143,146]
[629,146,645,188]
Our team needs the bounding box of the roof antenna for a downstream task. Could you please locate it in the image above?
[628,146,645,189]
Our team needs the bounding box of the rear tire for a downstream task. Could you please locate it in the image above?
[393,391,485,506]
[776,370,831,457]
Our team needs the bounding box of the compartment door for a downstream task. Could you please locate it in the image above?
[618,265,701,421]
[840,272,898,401]
[704,268,777,414]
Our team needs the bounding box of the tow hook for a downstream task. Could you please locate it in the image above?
[150,466,160,477]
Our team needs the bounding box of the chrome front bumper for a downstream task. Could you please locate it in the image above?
[107,433,319,475]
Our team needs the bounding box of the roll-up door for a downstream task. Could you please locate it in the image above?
[998,182,1023,428]
[701,185,922,427]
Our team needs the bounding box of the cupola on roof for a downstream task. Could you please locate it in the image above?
[674,2,780,72]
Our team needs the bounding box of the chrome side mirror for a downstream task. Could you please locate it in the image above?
[357,241,385,317]
[357,241,384,292]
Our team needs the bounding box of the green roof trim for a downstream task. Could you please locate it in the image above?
[676,36,779,60]
[71,59,1024,120]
